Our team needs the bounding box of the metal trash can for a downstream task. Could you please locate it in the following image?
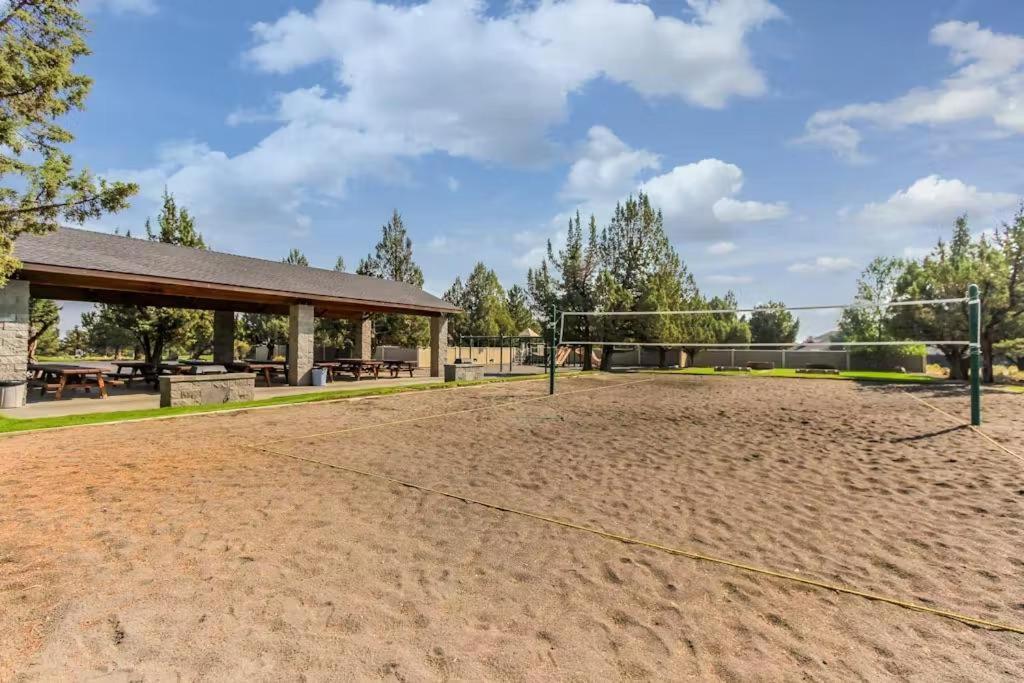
[311,367,328,386]
[0,380,27,408]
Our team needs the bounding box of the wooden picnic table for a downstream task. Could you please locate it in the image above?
[380,359,417,378]
[322,358,382,380]
[28,363,116,400]
[228,360,287,387]
[112,360,228,387]
[111,360,153,387]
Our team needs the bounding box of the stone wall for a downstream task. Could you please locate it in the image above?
[0,280,30,407]
[159,373,255,408]
[689,349,926,373]
[444,363,483,382]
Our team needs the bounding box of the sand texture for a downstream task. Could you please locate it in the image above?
[1,373,1022,680]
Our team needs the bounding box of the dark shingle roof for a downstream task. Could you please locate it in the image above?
[14,227,457,313]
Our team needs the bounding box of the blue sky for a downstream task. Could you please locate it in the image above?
[60,0,1024,335]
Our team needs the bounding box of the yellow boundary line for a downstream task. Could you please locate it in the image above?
[250,374,1024,636]
[903,389,1024,464]
[261,377,655,446]
[254,444,1024,636]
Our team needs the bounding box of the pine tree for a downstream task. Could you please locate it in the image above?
[357,210,428,348]
[284,248,309,266]
[86,192,209,363]
[461,262,514,337]
[506,285,536,333]
[1,0,137,284]
[528,211,601,368]
[592,193,694,369]
[443,276,469,343]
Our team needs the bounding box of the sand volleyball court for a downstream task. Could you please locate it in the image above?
[2,373,1022,679]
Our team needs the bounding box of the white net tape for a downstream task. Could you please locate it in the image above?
[558,297,975,348]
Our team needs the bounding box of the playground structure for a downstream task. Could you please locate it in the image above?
[454,334,546,373]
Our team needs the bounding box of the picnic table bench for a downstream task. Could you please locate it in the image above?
[321,358,382,381]
[113,360,228,387]
[227,360,287,387]
[380,359,417,378]
[28,363,121,400]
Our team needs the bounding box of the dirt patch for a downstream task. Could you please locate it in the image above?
[1,374,1021,679]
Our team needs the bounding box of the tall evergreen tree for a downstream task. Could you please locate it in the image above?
[506,284,536,333]
[528,211,601,368]
[357,210,428,347]
[461,262,514,337]
[0,0,137,284]
[592,193,695,369]
[443,276,470,344]
[85,191,209,363]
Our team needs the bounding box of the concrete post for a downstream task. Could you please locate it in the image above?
[430,315,448,378]
[213,310,235,364]
[287,304,314,386]
[0,280,30,408]
[352,315,372,359]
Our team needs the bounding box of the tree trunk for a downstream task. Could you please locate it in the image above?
[938,346,966,380]
[27,320,56,362]
[582,345,593,371]
[658,347,668,368]
[1015,356,1024,372]
[981,334,995,384]
[600,344,614,371]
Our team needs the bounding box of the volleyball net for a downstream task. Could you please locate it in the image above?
[546,286,983,425]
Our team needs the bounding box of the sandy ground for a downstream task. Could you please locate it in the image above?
[1,373,1022,681]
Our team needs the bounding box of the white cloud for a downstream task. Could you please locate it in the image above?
[559,128,788,237]
[707,241,737,255]
[712,197,789,222]
[110,0,781,243]
[853,175,1018,227]
[82,0,157,14]
[787,256,856,274]
[800,20,1024,161]
[707,274,752,285]
[563,126,660,201]
[246,0,782,163]
[643,159,789,235]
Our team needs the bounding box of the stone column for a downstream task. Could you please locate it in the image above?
[430,315,448,378]
[351,315,372,359]
[213,310,235,364]
[0,280,30,408]
[287,303,314,385]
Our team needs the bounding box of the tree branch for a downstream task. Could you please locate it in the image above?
[0,193,102,218]
[0,0,35,31]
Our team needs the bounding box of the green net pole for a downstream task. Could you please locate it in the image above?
[968,283,981,426]
[549,306,557,395]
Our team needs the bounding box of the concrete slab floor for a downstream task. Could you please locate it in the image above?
[1,363,555,420]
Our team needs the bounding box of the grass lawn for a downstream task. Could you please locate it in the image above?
[656,367,938,383]
[0,373,549,435]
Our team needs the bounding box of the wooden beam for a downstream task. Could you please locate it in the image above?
[18,263,455,316]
